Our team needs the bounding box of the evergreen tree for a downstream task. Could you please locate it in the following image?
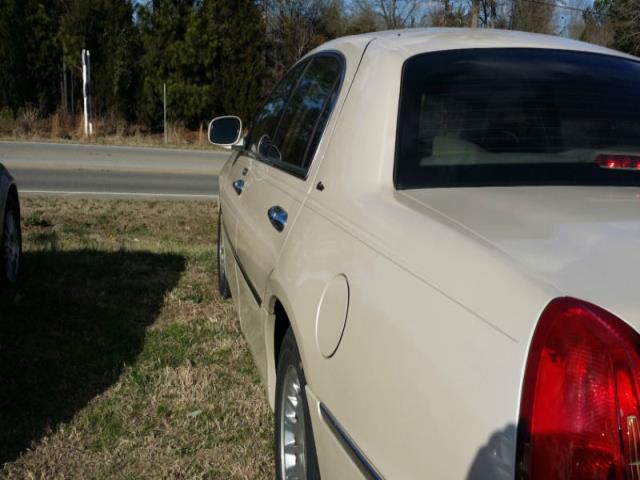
[0,0,63,114]
[0,0,24,113]
[137,0,196,129]
[138,0,266,129]
[60,0,141,120]
[194,0,266,121]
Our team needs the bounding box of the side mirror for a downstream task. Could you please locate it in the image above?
[208,116,243,147]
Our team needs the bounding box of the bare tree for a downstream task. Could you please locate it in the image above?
[565,11,586,39]
[510,0,556,33]
[354,0,421,29]
[582,16,613,46]
[428,0,503,28]
[263,0,329,77]
[346,5,380,33]
[560,0,613,47]
[472,0,501,27]
[470,0,480,27]
[262,0,350,85]
[266,0,319,65]
[478,0,499,27]
[430,0,468,26]
[609,0,640,55]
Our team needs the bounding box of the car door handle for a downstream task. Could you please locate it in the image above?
[267,206,288,232]
[233,179,245,195]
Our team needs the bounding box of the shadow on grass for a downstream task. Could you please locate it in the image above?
[0,249,185,464]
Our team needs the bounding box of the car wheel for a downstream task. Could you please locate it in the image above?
[275,328,321,480]
[217,208,231,299]
[1,194,21,287]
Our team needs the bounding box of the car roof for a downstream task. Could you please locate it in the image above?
[318,27,636,62]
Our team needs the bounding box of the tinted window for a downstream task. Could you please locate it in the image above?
[247,60,308,156]
[268,55,342,175]
[395,49,640,189]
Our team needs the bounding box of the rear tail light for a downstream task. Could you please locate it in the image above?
[517,297,640,480]
[595,154,640,170]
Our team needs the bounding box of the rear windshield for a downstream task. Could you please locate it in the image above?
[395,48,640,189]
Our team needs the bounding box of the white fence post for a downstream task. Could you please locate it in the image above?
[82,49,92,136]
[164,82,167,145]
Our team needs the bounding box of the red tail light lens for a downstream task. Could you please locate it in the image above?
[517,297,640,480]
[596,154,640,170]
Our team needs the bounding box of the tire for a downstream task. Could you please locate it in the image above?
[1,193,21,287]
[217,208,231,299]
[275,328,321,480]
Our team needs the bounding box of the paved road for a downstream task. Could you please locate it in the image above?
[0,141,230,200]
[8,167,220,200]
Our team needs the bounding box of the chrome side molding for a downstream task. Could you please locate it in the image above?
[319,403,385,480]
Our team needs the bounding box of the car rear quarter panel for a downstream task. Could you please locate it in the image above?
[275,202,525,478]
[269,41,561,478]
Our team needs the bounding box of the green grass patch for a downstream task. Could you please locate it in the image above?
[0,198,273,479]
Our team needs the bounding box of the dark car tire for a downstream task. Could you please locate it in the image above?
[275,328,321,480]
[1,193,21,287]
[217,208,231,299]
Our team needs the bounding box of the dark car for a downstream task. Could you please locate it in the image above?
[0,164,21,286]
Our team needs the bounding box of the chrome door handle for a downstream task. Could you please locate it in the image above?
[267,206,288,232]
[233,179,245,195]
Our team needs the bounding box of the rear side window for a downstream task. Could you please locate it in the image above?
[395,48,640,189]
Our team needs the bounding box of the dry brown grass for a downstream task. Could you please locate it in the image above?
[0,198,274,479]
[0,113,217,150]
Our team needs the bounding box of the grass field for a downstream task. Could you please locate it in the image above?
[0,198,274,479]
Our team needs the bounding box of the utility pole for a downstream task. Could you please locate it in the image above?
[163,82,167,145]
[82,49,92,136]
[61,57,68,114]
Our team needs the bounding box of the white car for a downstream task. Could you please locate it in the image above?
[210,28,640,479]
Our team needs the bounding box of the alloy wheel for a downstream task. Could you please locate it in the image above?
[279,364,308,479]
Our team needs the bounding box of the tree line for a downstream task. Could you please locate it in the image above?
[0,0,638,131]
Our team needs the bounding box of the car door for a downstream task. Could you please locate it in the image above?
[226,59,310,375]
[235,53,345,378]
[218,149,248,265]
[220,59,309,294]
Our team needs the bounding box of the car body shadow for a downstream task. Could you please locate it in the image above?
[467,424,517,480]
[0,249,185,464]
